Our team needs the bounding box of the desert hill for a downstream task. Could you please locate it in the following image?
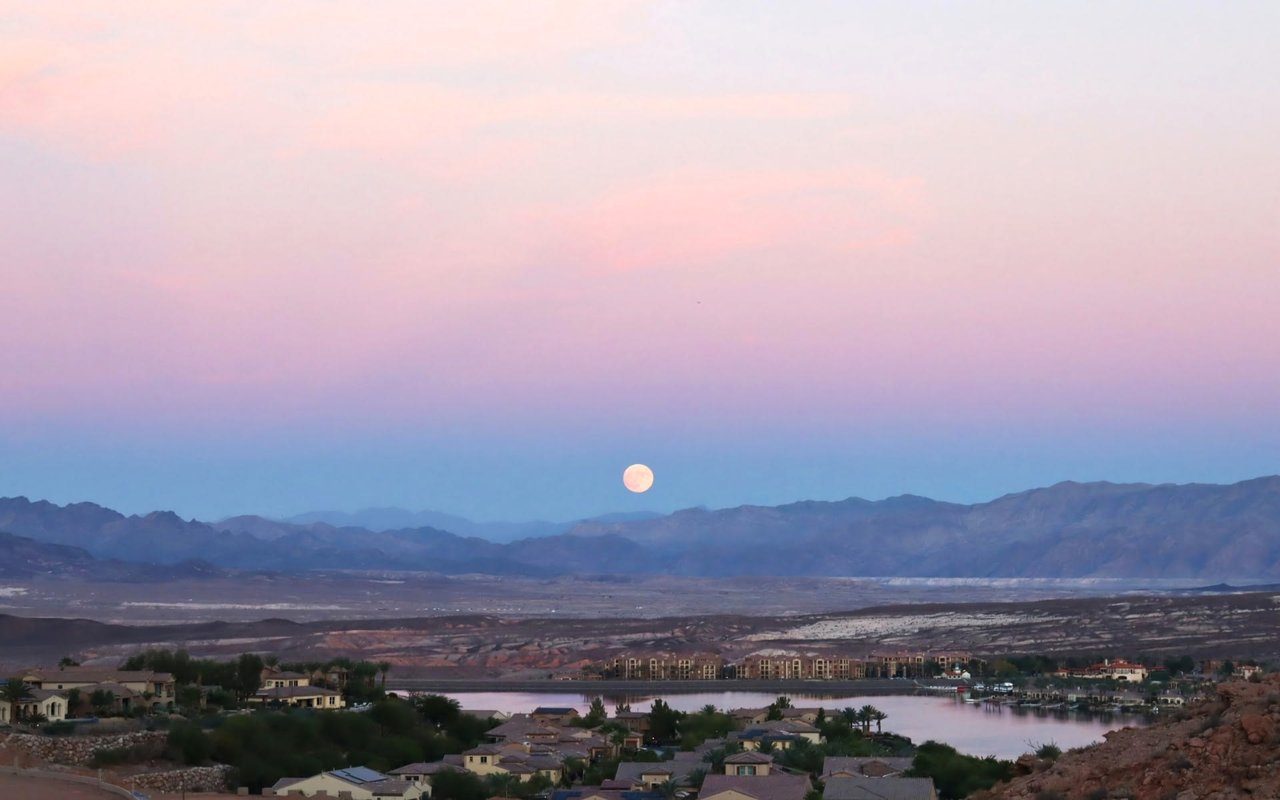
[973,675,1280,799]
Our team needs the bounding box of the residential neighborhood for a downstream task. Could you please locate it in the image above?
[0,649,1255,799]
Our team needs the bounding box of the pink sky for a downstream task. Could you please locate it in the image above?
[1,2,1278,519]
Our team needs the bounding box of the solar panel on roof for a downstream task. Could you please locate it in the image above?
[333,766,387,783]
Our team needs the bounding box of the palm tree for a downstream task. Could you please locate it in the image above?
[3,679,34,723]
[377,661,391,688]
[870,708,888,733]
[687,768,707,790]
[561,757,585,786]
[700,704,718,716]
[857,705,879,734]
[657,779,680,800]
[840,707,858,728]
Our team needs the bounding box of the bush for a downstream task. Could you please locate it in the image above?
[167,720,213,765]
[42,721,75,736]
[1034,742,1062,761]
[909,741,1015,799]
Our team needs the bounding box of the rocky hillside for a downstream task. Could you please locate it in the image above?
[974,676,1280,799]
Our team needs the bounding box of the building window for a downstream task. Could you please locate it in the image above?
[736,766,756,776]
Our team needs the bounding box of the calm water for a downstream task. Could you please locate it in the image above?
[434,690,1147,761]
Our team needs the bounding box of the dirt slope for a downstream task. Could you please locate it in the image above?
[973,677,1280,800]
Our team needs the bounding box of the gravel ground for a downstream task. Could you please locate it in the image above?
[0,773,125,799]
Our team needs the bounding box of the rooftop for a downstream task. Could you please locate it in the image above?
[823,776,937,800]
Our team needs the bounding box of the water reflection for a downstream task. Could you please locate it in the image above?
[430,690,1147,760]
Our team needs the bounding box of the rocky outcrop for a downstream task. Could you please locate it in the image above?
[973,676,1280,800]
[3,732,167,765]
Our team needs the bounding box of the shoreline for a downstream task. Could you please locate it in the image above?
[385,678,925,694]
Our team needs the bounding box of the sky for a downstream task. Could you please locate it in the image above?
[2,2,1278,523]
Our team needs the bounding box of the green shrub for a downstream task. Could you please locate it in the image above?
[908,741,1015,799]
[1034,742,1062,760]
[43,721,75,736]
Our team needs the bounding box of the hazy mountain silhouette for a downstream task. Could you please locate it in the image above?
[0,529,222,581]
[270,507,662,542]
[4,476,1280,578]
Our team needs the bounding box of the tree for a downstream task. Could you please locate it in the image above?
[909,741,1015,798]
[414,694,461,729]
[1219,660,1236,679]
[58,656,80,668]
[377,661,392,688]
[3,679,35,723]
[647,698,683,744]
[657,779,680,800]
[766,696,792,721]
[168,720,213,765]
[235,654,264,701]
[431,769,488,800]
[869,708,888,733]
[584,697,607,726]
[561,757,586,786]
[65,688,82,717]
[687,768,707,789]
[1164,655,1196,676]
[89,688,114,716]
[857,705,883,734]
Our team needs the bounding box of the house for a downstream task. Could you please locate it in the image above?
[778,708,824,724]
[250,685,346,709]
[611,711,651,732]
[613,757,706,789]
[461,744,563,783]
[486,716,560,742]
[1053,659,1149,682]
[821,757,914,779]
[699,773,811,800]
[550,788,663,800]
[389,761,461,790]
[461,709,512,721]
[261,669,312,688]
[730,708,771,727]
[724,752,774,777]
[823,776,937,800]
[531,707,581,727]
[734,720,822,751]
[267,766,426,799]
[21,667,176,708]
[0,688,69,724]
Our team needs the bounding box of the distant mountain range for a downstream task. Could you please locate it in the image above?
[3,476,1280,578]
[263,507,662,543]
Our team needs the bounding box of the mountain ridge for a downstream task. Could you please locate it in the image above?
[3,475,1279,578]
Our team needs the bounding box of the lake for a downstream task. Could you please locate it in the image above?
[432,690,1147,760]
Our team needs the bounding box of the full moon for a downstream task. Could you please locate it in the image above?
[623,463,654,493]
